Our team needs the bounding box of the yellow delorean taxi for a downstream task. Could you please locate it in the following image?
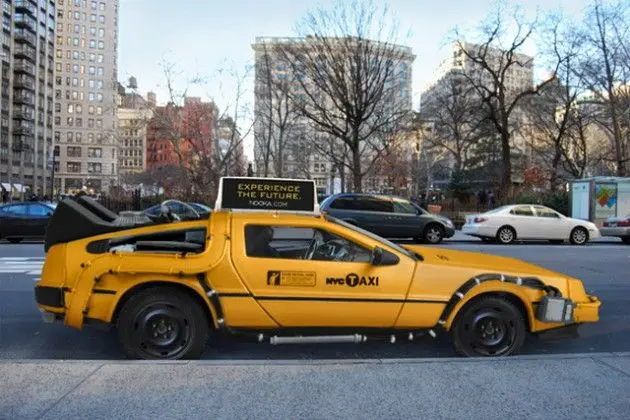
[34,177,601,359]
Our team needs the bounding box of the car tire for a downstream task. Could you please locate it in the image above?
[7,238,22,244]
[423,224,444,244]
[495,226,516,245]
[451,296,526,357]
[569,227,589,245]
[116,287,209,360]
[622,237,630,245]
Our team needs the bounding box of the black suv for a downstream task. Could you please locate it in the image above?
[320,193,455,244]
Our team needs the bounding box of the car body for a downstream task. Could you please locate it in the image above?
[33,178,600,360]
[462,204,601,245]
[600,215,630,244]
[0,201,56,243]
[320,193,455,244]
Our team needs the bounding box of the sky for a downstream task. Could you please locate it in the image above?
[118,0,596,159]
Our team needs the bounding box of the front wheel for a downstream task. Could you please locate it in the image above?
[570,227,589,245]
[496,226,516,245]
[116,287,209,360]
[451,296,526,357]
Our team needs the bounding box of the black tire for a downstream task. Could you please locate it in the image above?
[423,223,444,244]
[7,238,22,244]
[495,226,516,245]
[621,237,630,245]
[569,226,589,245]
[116,287,209,360]
[451,296,526,357]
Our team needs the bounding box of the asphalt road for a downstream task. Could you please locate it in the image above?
[1,237,629,360]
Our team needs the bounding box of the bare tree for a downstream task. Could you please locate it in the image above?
[453,6,558,200]
[276,0,414,192]
[525,15,593,188]
[576,0,630,176]
[419,75,490,174]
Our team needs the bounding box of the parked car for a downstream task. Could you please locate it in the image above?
[143,201,211,220]
[320,193,455,244]
[0,201,56,243]
[462,204,600,245]
[600,215,630,244]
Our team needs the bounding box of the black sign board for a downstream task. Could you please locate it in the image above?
[217,177,316,212]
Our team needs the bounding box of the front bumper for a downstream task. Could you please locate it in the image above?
[573,295,601,323]
[600,226,630,238]
[444,226,455,238]
[34,285,65,308]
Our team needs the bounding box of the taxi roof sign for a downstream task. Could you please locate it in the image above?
[214,177,319,214]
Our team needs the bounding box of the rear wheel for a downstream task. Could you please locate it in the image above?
[451,296,526,357]
[570,227,588,245]
[423,224,444,244]
[496,226,516,245]
[116,287,209,360]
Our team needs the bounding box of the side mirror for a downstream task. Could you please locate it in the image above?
[370,246,399,266]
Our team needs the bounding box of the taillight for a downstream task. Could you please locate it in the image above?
[618,220,630,227]
[603,221,609,227]
[474,217,488,223]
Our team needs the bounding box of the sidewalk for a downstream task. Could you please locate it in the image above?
[1,353,629,419]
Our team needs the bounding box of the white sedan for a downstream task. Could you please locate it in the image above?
[462,204,600,245]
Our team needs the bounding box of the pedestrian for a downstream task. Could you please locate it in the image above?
[1,185,8,203]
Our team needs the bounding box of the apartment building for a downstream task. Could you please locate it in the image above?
[1,0,56,199]
[53,0,119,194]
[116,82,153,175]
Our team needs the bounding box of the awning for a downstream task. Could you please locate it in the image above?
[1,183,10,191]
[11,183,27,193]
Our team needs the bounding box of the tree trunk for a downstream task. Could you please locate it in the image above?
[352,146,362,192]
[500,131,512,202]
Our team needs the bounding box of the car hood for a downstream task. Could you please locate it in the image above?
[402,244,564,279]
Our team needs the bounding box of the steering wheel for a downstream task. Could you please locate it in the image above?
[160,199,201,221]
[304,231,325,260]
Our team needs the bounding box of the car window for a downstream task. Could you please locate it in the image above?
[535,207,560,218]
[355,197,393,213]
[510,206,534,216]
[3,204,28,216]
[28,204,53,216]
[244,225,371,263]
[393,199,417,215]
[326,216,418,261]
[329,197,355,210]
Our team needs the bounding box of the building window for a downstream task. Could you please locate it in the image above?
[88,133,94,143]
[88,118,94,128]
[97,54,103,63]
[67,117,73,126]
[66,132,73,142]
[99,2,105,11]
[98,15,104,23]
[98,40,104,49]
[88,147,102,158]
[96,119,102,128]
[98,28,104,38]
[88,162,102,173]
[90,14,96,22]
[67,146,81,157]
[96,106,102,115]
[89,39,96,49]
[88,105,94,114]
[76,133,82,143]
[76,118,83,127]
[67,104,73,113]
[91,0,96,9]
[67,162,81,173]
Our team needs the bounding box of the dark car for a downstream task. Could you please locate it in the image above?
[0,201,56,243]
[320,193,455,244]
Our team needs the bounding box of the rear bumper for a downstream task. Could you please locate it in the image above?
[600,226,630,238]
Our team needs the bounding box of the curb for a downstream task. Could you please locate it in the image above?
[1,352,628,366]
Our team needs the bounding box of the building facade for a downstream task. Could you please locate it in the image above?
[251,36,415,194]
[1,0,56,199]
[116,83,153,175]
[53,0,119,194]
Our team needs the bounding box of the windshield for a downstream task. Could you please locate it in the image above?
[325,215,418,261]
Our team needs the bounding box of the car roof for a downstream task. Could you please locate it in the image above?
[324,193,408,201]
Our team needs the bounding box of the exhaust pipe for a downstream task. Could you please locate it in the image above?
[269,334,367,345]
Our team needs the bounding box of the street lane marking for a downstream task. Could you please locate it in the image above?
[0,258,44,275]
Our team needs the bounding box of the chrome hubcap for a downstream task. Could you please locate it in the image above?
[427,228,441,242]
[499,229,513,243]
[573,230,586,243]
